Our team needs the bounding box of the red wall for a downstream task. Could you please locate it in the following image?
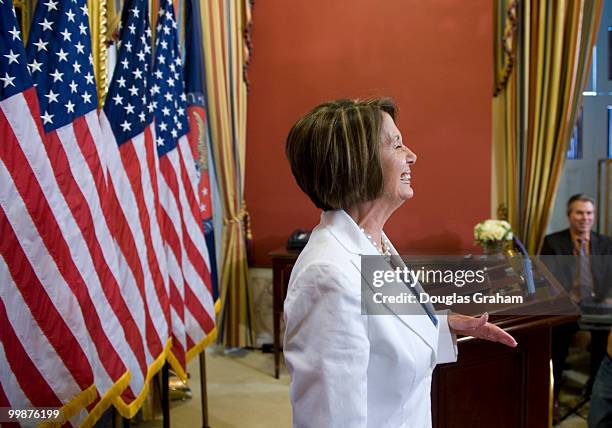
[245,0,492,266]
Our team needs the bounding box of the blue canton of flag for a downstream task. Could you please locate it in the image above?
[25,0,98,132]
[103,0,152,144]
[152,0,189,156]
[0,0,32,100]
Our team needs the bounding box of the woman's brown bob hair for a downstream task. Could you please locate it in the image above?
[285,98,397,211]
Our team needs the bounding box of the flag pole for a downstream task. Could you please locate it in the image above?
[162,363,170,428]
[200,353,210,428]
[111,407,130,428]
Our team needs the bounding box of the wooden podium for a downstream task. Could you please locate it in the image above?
[431,314,574,428]
[269,248,578,427]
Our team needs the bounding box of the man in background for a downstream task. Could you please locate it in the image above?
[540,194,612,420]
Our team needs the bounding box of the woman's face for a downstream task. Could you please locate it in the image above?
[378,112,417,208]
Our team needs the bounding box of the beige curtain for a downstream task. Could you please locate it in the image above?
[200,0,256,347]
[492,0,602,253]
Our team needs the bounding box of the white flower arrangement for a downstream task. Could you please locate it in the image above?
[474,219,513,249]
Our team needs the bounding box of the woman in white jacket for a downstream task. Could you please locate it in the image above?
[283,98,517,428]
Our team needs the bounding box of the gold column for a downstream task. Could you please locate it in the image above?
[88,0,109,106]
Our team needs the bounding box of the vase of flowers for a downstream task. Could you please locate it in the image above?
[474,219,513,256]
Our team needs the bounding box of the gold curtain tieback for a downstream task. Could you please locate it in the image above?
[223,202,253,240]
[223,205,248,226]
[224,214,244,225]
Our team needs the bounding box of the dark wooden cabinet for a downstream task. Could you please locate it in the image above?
[270,248,300,379]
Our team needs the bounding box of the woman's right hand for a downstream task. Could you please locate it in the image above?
[448,312,517,347]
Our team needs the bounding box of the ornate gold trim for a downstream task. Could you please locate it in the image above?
[88,0,108,107]
[493,0,518,97]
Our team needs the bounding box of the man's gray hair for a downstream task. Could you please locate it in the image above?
[566,193,595,214]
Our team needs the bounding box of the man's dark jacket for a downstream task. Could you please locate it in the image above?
[540,229,612,299]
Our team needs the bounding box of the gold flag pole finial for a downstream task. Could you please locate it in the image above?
[88,0,108,107]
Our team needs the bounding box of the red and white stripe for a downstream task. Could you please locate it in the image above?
[0,88,123,421]
[99,112,170,408]
[58,110,152,394]
[158,149,189,375]
[177,137,216,351]
[156,133,215,376]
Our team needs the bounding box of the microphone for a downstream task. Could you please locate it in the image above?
[513,236,536,295]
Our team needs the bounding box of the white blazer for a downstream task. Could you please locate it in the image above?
[284,210,458,428]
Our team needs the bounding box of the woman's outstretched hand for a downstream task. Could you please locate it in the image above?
[448,312,517,348]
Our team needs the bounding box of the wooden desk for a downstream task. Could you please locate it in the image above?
[269,249,578,426]
[269,247,300,379]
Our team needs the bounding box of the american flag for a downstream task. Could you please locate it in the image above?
[1,0,217,422]
[152,0,215,376]
[1,0,133,425]
[184,0,220,310]
[99,0,171,415]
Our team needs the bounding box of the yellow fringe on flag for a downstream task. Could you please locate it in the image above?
[112,339,172,419]
[185,326,218,363]
[39,384,97,428]
[166,350,188,383]
[79,370,132,428]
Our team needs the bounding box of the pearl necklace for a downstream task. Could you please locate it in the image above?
[360,227,392,256]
